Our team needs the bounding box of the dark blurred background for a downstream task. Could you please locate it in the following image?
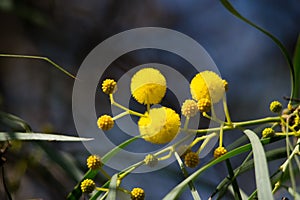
[0,0,299,199]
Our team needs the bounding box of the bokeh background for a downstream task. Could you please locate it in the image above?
[0,0,299,199]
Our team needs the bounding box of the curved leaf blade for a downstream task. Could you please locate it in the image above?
[162,137,282,200]
[243,129,273,200]
[0,132,93,141]
[220,0,295,103]
[292,34,300,103]
[106,174,118,200]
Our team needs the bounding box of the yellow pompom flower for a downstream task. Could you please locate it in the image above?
[262,127,275,138]
[138,107,181,144]
[131,187,145,200]
[131,68,167,105]
[81,179,96,193]
[269,101,282,113]
[197,98,211,112]
[190,71,225,103]
[87,155,103,170]
[184,151,200,168]
[97,115,114,131]
[102,79,117,94]
[181,99,198,117]
[214,146,227,158]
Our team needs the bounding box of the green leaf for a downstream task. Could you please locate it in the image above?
[288,187,300,200]
[162,137,282,200]
[0,111,32,132]
[102,136,140,163]
[106,174,118,200]
[220,0,295,103]
[292,34,300,103]
[67,136,139,200]
[243,129,273,200]
[0,132,93,141]
[214,147,286,199]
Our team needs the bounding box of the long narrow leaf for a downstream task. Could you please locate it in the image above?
[220,0,295,103]
[243,129,273,200]
[214,147,286,199]
[0,132,93,141]
[102,136,140,163]
[292,34,300,102]
[0,111,32,132]
[106,174,118,200]
[162,137,282,199]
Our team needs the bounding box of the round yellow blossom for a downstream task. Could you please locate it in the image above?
[181,99,198,117]
[131,187,145,200]
[190,71,225,103]
[102,79,117,94]
[131,68,166,105]
[269,101,282,113]
[184,151,200,168]
[197,98,211,112]
[87,155,102,170]
[97,115,114,131]
[81,179,95,193]
[138,107,181,144]
[223,79,229,91]
[214,146,227,158]
[144,154,158,167]
[262,127,275,138]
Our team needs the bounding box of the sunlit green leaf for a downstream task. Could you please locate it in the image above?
[220,0,295,103]
[243,129,273,200]
[106,174,118,200]
[0,132,93,141]
[162,137,282,199]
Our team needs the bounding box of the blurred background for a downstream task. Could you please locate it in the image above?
[0,0,299,199]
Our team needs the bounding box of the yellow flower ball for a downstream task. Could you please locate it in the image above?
[138,107,181,144]
[131,68,167,105]
[181,99,198,117]
[81,179,95,193]
[97,115,114,131]
[87,155,102,170]
[131,188,145,200]
[102,79,117,94]
[184,151,200,168]
[214,146,227,158]
[190,71,225,104]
